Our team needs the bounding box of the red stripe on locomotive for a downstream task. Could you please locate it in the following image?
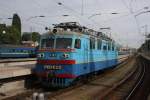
[37,60,76,64]
[56,73,76,78]
[35,72,76,78]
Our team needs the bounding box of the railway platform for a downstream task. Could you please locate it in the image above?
[0,58,36,79]
[0,64,35,79]
[0,59,36,97]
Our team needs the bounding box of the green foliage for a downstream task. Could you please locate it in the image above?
[0,24,6,44]
[0,13,22,44]
[12,13,21,33]
[21,32,41,42]
[0,26,19,44]
[31,32,41,42]
[22,32,32,41]
[8,26,20,44]
[12,13,21,43]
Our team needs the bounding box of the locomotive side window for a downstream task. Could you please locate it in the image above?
[75,39,81,49]
[56,38,72,49]
[108,42,111,50]
[12,49,15,52]
[112,44,114,51]
[41,38,54,49]
[20,50,23,52]
[112,45,114,51]
[103,45,107,50]
[90,38,95,49]
[97,39,102,50]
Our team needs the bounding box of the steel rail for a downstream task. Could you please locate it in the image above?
[125,58,146,100]
[47,57,132,100]
[95,57,137,100]
[1,57,131,100]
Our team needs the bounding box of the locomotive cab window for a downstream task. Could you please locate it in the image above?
[56,38,72,49]
[41,38,54,49]
[75,39,81,49]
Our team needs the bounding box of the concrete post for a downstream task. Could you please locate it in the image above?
[38,93,45,100]
[33,92,38,100]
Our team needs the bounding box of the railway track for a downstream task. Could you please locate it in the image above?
[0,57,130,100]
[97,56,142,100]
[125,57,146,100]
[1,56,140,100]
[4,57,131,100]
[125,55,150,100]
[96,54,150,100]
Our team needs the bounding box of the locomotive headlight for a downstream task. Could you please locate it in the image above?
[37,53,45,58]
[62,53,69,58]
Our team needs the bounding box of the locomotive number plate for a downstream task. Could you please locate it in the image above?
[44,65,62,70]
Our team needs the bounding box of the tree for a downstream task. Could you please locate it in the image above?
[8,26,20,44]
[12,13,21,43]
[31,32,41,42]
[22,32,32,41]
[22,32,41,42]
[0,24,6,44]
[12,13,21,33]
[0,13,22,44]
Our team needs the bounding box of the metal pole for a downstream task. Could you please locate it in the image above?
[145,25,148,37]
[30,27,32,41]
[81,0,84,15]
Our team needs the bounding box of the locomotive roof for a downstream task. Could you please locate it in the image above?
[43,22,114,41]
[42,30,114,42]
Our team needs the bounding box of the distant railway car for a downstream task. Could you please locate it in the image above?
[118,54,129,64]
[117,48,130,63]
[33,22,119,87]
[0,45,36,58]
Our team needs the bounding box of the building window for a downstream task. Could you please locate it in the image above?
[75,39,81,49]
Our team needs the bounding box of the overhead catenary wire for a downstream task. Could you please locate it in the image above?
[121,0,141,35]
[121,0,150,46]
[50,0,104,29]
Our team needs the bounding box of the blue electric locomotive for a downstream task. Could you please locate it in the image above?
[34,22,118,87]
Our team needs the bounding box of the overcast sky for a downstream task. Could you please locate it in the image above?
[0,0,150,48]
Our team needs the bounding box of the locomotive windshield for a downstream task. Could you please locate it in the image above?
[41,38,54,49]
[56,38,72,49]
[40,37,72,49]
